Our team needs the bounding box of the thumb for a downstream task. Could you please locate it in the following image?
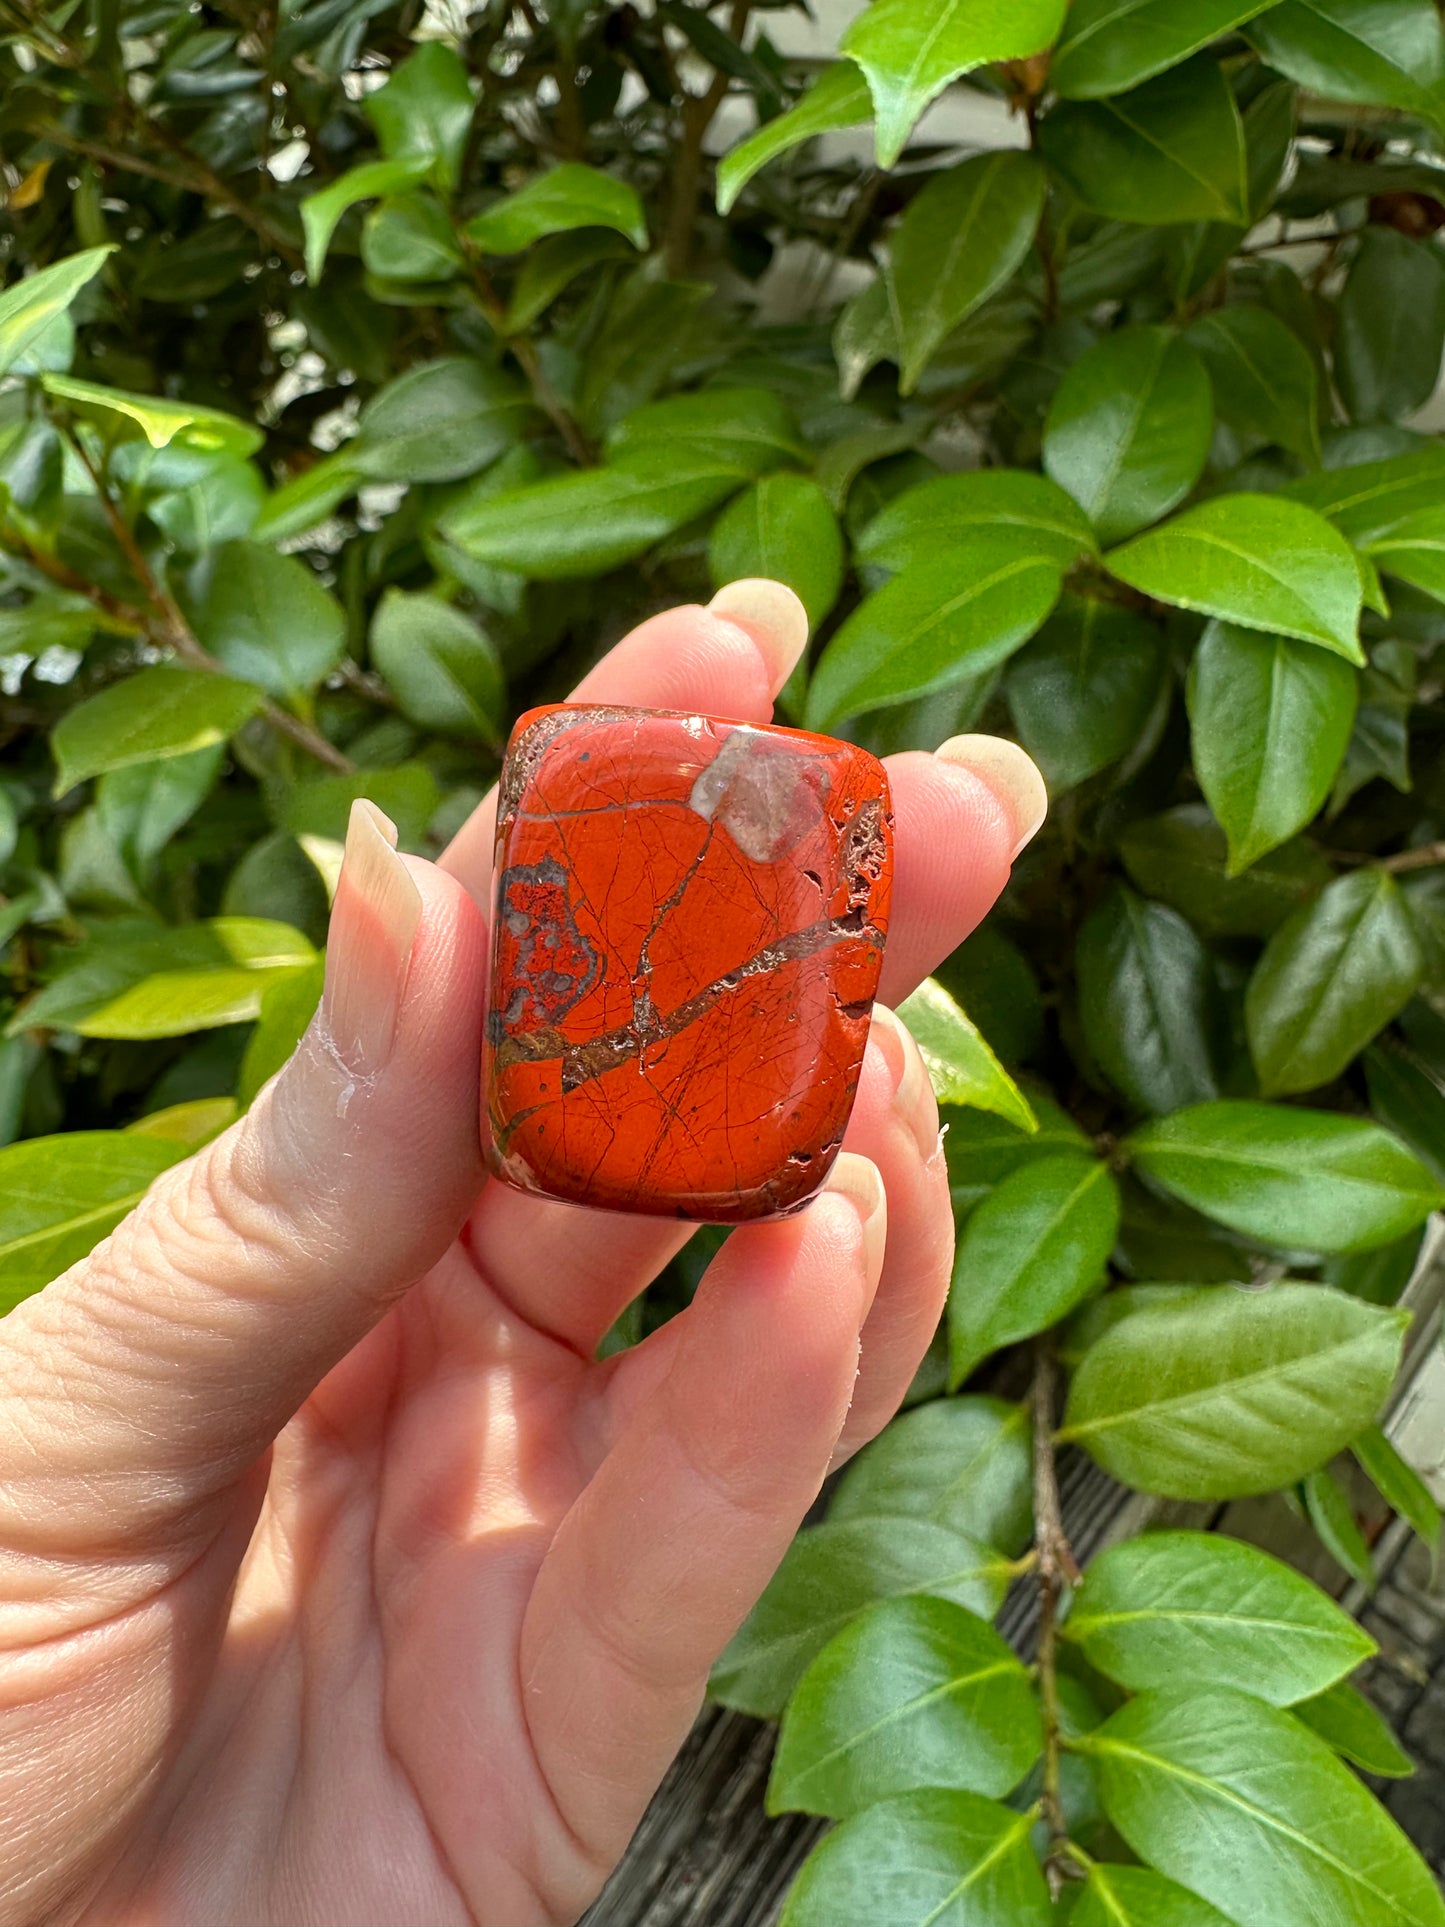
[1,801,487,1548]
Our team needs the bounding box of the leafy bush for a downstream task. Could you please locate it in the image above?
[4,2,1445,1921]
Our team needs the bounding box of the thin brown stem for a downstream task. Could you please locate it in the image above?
[65,429,353,773]
[664,0,751,277]
[1033,1346,1082,1903]
[455,235,597,463]
[1317,842,1445,875]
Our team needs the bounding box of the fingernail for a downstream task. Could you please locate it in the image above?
[868,1005,939,1160]
[321,800,422,1074]
[824,1151,888,1285]
[935,734,1048,860]
[708,578,810,693]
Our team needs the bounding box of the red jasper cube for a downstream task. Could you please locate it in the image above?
[483,704,894,1222]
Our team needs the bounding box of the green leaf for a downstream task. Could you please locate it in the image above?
[1247,0,1445,125]
[184,541,345,703]
[52,666,263,797]
[1293,1678,1416,1777]
[833,276,901,399]
[777,1791,1051,1927]
[710,1517,1012,1718]
[1336,228,1445,423]
[1006,597,1167,791]
[1119,805,1331,940]
[503,229,634,333]
[0,1129,188,1309]
[365,42,474,187]
[941,1094,1091,1211]
[1354,1423,1442,1554]
[148,458,265,554]
[39,373,261,458]
[1284,446,1445,544]
[354,357,535,484]
[1302,1465,1377,1587]
[361,193,463,283]
[301,157,432,283]
[126,1096,236,1148]
[605,386,808,478]
[888,153,1045,393]
[708,473,845,630]
[830,1397,1034,1555]
[716,62,874,213]
[948,1155,1120,1385]
[804,543,1063,729]
[237,955,325,1107]
[369,589,504,742]
[1082,1687,1445,1927]
[1366,1045,1445,1188]
[96,744,224,873]
[1104,493,1364,661]
[1042,327,1213,543]
[1060,1283,1409,1496]
[1052,0,1284,97]
[1065,1530,1376,1703]
[1038,58,1249,225]
[251,450,364,545]
[1069,1865,1240,1927]
[1324,1225,1424,1306]
[769,1597,1039,1819]
[1187,305,1321,465]
[1076,884,1222,1115]
[840,0,1067,169]
[858,469,1097,572]
[436,447,746,580]
[465,162,646,254]
[896,978,1036,1132]
[1362,503,1445,601]
[1188,621,1357,874]
[1127,1100,1445,1251]
[12,919,316,1041]
[280,766,440,847]
[0,247,113,379]
[1246,870,1423,1096]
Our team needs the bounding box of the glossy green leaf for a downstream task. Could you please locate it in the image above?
[1366,1044,1445,1188]
[830,1397,1034,1555]
[1082,1687,1445,1927]
[465,163,646,253]
[365,42,474,187]
[369,589,504,742]
[716,62,874,213]
[606,387,807,478]
[1038,59,1249,226]
[0,1129,188,1309]
[1076,885,1221,1116]
[1126,1100,1445,1250]
[1104,493,1364,661]
[1119,805,1330,939]
[1187,305,1321,465]
[40,373,261,458]
[1284,446,1445,544]
[1293,1678,1416,1776]
[0,247,113,379]
[858,469,1097,572]
[1354,1423,1442,1553]
[12,918,316,1041]
[503,229,634,332]
[437,447,745,580]
[1042,327,1212,542]
[778,1790,1050,1927]
[52,666,263,797]
[708,473,844,631]
[949,1155,1119,1384]
[769,1596,1040,1817]
[840,0,1067,169]
[237,955,325,1107]
[252,450,363,544]
[804,543,1063,729]
[1303,1465,1377,1587]
[184,541,345,702]
[889,153,1045,392]
[280,767,440,847]
[1248,0,1445,125]
[96,744,224,873]
[1246,870,1423,1096]
[148,458,265,554]
[126,1096,236,1147]
[896,978,1036,1132]
[1005,598,1166,791]
[1052,0,1284,97]
[1065,1529,1375,1702]
[1069,1865,1241,1927]
[1060,1283,1409,1496]
[301,158,432,282]
[1336,227,1445,423]
[1188,621,1357,874]
[354,357,535,484]
[361,193,463,283]
[710,1517,1012,1717]
[1324,1225,1425,1306]
[941,1096,1092,1214]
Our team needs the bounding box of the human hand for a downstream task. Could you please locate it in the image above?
[0,584,1044,1927]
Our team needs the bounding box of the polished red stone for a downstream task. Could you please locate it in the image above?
[482,704,894,1221]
